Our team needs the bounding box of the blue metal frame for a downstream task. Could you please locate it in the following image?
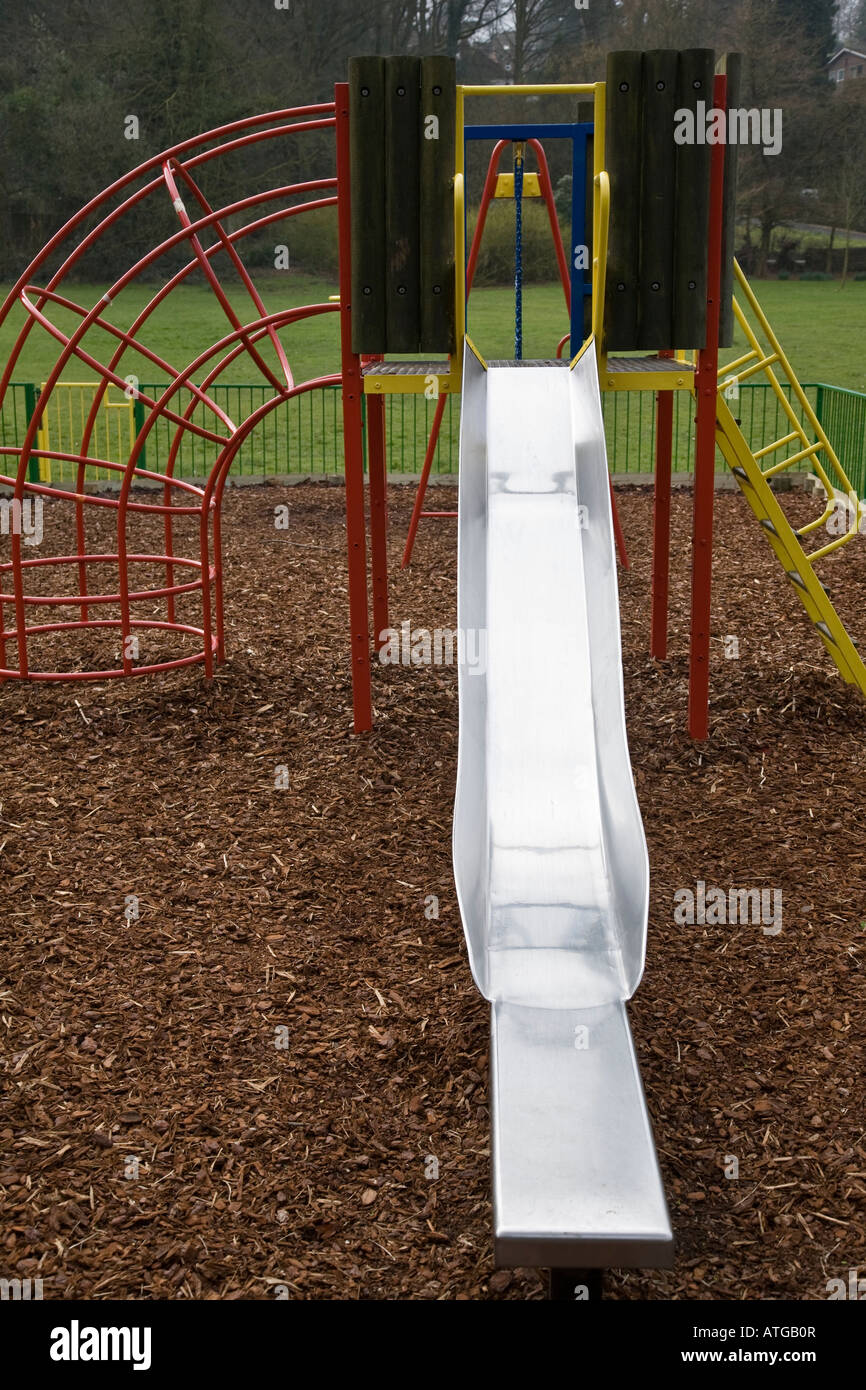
[464,122,593,358]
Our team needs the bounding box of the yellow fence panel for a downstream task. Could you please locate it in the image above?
[38,381,135,484]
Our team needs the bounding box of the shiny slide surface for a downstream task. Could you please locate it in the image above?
[452,344,673,1268]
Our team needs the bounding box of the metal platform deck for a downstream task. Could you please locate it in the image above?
[360,359,453,394]
[360,359,450,375]
[601,352,694,391]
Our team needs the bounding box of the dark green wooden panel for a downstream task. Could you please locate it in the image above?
[348,56,386,354]
[385,55,421,352]
[637,51,678,349]
[419,56,456,354]
[672,48,715,348]
[604,52,643,350]
[719,52,742,348]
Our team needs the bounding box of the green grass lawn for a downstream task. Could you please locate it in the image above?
[3,272,862,389]
[467,278,866,392]
[720,279,866,392]
[0,274,344,390]
[0,273,863,480]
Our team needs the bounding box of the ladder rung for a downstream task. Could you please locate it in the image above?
[786,570,829,598]
[725,271,866,696]
[735,352,780,383]
[723,348,760,375]
[763,441,822,478]
[754,431,800,461]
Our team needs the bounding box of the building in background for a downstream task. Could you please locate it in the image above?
[826,47,866,81]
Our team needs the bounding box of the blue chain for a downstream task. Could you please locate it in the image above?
[514,142,524,361]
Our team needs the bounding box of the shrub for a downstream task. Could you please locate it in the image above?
[774,235,801,272]
[222,207,339,280]
[554,174,572,218]
[800,270,833,281]
[468,201,570,286]
[736,243,757,275]
[776,270,791,280]
[265,206,340,279]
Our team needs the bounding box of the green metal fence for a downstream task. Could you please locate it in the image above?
[815,383,866,498]
[602,380,819,476]
[1,378,864,492]
[0,381,37,475]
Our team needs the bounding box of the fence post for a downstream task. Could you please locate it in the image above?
[132,396,145,471]
[23,383,40,483]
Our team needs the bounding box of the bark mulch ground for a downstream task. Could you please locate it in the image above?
[1,481,864,1300]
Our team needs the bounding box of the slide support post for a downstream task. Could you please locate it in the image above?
[688,74,727,740]
[651,357,675,659]
[336,83,373,732]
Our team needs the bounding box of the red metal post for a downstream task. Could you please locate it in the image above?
[399,139,508,567]
[528,139,571,311]
[608,476,630,570]
[335,84,373,732]
[688,75,727,740]
[466,140,510,295]
[401,392,448,567]
[650,351,675,658]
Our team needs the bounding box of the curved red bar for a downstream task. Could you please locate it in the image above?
[0,109,343,682]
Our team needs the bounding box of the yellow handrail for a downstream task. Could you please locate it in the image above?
[592,170,609,345]
[460,84,598,97]
[453,171,466,386]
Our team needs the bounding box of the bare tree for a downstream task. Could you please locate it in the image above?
[729,0,825,275]
[426,0,511,56]
[822,81,866,282]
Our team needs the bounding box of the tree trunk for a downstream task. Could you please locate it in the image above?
[759,216,773,278]
[825,223,836,276]
[446,0,463,57]
[841,196,851,286]
[513,0,526,82]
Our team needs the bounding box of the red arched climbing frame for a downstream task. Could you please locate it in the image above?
[0,104,353,684]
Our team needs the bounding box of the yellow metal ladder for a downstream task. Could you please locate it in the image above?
[713,261,866,694]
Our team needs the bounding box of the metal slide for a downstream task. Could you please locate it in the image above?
[453,342,673,1269]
